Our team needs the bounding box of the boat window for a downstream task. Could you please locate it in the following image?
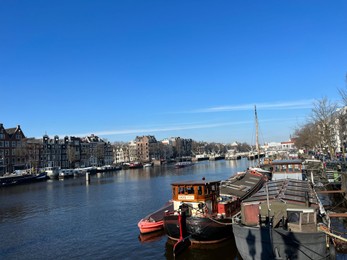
[211,185,216,191]
[185,186,194,194]
[302,212,315,224]
[198,186,203,195]
[287,211,300,224]
[179,186,184,194]
[294,164,301,171]
[172,187,176,197]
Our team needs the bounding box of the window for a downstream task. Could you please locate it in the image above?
[12,141,16,147]
[179,186,184,194]
[198,186,202,195]
[5,141,9,147]
[186,186,194,194]
[0,133,4,139]
[0,141,3,147]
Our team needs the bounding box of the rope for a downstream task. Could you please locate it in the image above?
[206,215,234,226]
[319,224,347,243]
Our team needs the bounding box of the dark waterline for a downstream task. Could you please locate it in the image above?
[0,159,346,259]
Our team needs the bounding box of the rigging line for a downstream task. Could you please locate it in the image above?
[206,215,234,225]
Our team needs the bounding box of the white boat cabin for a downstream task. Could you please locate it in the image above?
[271,159,305,181]
[170,180,220,217]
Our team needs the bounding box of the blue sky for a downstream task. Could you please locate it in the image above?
[1,1,346,144]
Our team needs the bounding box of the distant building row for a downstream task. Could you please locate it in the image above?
[0,123,193,174]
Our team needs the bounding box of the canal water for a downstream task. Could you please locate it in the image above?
[0,159,346,259]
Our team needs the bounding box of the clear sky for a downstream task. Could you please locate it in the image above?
[1,1,346,145]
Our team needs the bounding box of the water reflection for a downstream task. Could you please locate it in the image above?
[138,230,166,244]
[164,237,241,260]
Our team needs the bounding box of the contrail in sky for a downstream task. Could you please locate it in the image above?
[69,117,304,138]
[57,100,311,138]
[71,120,252,137]
[190,100,314,113]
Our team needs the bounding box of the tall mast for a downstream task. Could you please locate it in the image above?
[255,105,260,166]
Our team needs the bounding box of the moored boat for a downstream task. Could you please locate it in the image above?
[0,171,47,186]
[59,169,74,179]
[174,161,194,168]
[128,162,143,169]
[270,159,306,181]
[138,201,173,234]
[96,165,121,172]
[45,166,60,179]
[163,170,265,246]
[143,163,153,168]
[232,178,334,260]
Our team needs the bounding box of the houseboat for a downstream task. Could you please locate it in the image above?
[270,159,306,181]
[174,161,194,169]
[45,166,60,179]
[232,178,334,259]
[163,170,265,245]
[0,170,47,186]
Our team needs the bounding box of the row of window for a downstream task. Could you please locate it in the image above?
[0,149,18,156]
[0,141,22,147]
[0,157,25,164]
[0,133,22,140]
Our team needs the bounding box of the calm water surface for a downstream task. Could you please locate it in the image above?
[0,159,346,259]
[0,160,248,259]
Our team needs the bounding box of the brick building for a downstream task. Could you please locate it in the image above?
[0,124,26,174]
[135,135,158,162]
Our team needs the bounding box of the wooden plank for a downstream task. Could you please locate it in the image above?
[328,213,347,218]
[316,190,344,194]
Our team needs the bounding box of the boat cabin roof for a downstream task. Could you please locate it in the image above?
[243,179,319,207]
[220,172,264,199]
[271,159,303,165]
[170,180,220,186]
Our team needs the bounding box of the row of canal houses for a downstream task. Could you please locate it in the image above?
[0,123,114,174]
[0,123,193,175]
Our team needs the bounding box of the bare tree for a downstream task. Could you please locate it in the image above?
[337,108,347,161]
[311,97,338,159]
[293,122,319,152]
[96,143,105,166]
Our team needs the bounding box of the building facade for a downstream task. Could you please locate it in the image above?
[0,124,26,174]
[135,135,158,162]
